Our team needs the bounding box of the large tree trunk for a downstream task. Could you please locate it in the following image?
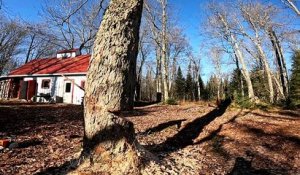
[256,43,275,103]
[156,47,163,102]
[268,28,289,99]
[161,0,169,101]
[135,80,141,101]
[196,74,201,100]
[78,0,144,174]
[233,42,255,100]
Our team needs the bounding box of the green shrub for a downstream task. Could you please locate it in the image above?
[165,98,178,105]
[234,96,272,110]
[234,96,255,109]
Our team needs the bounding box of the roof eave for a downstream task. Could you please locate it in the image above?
[2,72,87,79]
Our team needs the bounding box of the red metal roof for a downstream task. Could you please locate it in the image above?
[9,54,90,76]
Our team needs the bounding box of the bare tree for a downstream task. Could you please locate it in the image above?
[0,15,26,75]
[160,0,169,101]
[210,46,223,101]
[136,24,152,101]
[76,0,144,174]
[282,0,300,15]
[144,0,188,101]
[268,27,289,99]
[24,24,60,63]
[168,27,189,94]
[144,0,163,101]
[238,2,275,103]
[42,0,108,53]
[206,3,255,100]
[188,52,202,100]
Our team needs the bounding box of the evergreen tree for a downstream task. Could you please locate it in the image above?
[206,75,219,100]
[251,66,269,102]
[229,68,247,99]
[175,66,185,100]
[198,75,206,100]
[289,51,300,108]
[185,68,194,101]
[199,75,205,92]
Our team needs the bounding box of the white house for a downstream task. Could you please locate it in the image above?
[0,49,90,105]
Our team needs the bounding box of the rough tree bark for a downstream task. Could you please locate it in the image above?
[268,28,289,98]
[156,47,163,102]
[161,0,169,101]
[77,0,144,174]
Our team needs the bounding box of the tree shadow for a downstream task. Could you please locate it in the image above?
[121,104,162,118]
[17,139,43,148]
[138,119,186,135]
[228,157,271,175]
[0,104,83,136]
[147,98,232,154]
[250,111,299,121]
[134,101,160,107]
[29,98,233,174]
[277,110,300,118]
[193,110,252,145]
[36,121,137,174]
[35,158,79,175]
[244,125,300,146]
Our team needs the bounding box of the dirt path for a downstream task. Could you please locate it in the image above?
[0,101,299,174]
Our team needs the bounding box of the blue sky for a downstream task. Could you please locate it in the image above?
[2,0,298,82]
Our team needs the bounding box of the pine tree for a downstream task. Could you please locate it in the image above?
[185,68,194,101]
[229,68,247,99]
[198,75,206,99]
[206,75,219,100]
[251,66,269,102]
[289,51,300,108]
[175,66,185,100]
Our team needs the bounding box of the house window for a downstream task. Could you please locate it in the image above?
[81,81,85,89]
[41,79,50,89]
[65,82,71,93]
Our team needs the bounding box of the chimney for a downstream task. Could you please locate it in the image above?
[56,49,81,59]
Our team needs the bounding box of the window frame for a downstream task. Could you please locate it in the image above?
[41,79,51,89]
[65,82,72,93]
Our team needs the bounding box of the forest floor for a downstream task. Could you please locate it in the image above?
[0,100,299,175]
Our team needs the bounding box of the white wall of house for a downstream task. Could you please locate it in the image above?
[34,75,86,105]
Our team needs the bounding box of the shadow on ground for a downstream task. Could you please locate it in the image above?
[138,119,186,135]
[228,157,271,175]
[146,98,232,153]
[0,104,84,136]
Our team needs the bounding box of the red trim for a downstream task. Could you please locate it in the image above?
[57,48,79,54]
[80,80,85,90]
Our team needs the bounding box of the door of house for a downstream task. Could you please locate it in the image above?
[27,80,37,101]
[63,81,73,103]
